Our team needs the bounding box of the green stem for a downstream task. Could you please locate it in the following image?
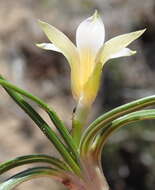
[0,77,78,160]
[80,95,155,155]
[72,101,90,147]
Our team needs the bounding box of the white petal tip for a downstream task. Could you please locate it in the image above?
[36,43,62,52]
[136,28,146,37]
[36,43,49,50]
[38,19,43,25]
[36,43,47,49]
[141,28,146,33]
[38,20,49,29]
[93,10,100,20]
[36,43,42,48]
[110,48,137,59]
[130,50,137,55]
[126,49,137,56]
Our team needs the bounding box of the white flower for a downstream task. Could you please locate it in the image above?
[37,11,145,105]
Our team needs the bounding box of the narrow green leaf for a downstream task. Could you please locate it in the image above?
[47,111,79,160]
[0,167,64,190]
[0,77,81,176]
[80,95,155,155]
[0,77,78,161]
[0,154,69,174]
[93,109,155,160]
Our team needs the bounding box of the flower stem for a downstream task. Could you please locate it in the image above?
[72,101,90,147]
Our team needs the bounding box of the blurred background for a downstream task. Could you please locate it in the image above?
[0,0,155,189]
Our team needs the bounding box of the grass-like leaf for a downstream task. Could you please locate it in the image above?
[80,95,155,155]
[0,77,78,160]
[0,167,64,190]
[0,154,69,174]
[92,109,155,160]
[0,77,81,176]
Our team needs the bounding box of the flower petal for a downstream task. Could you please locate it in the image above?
[38,20,79,66]
[110,48,136,59]
[82,61,103,105]
[76,11,105,57]
[100,29,146,64]
[36,43,62,53]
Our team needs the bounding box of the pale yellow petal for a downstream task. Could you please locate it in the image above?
[38,20,79,66]
[71,49,101,102]
[81,61,103,105]
[110,48,136,59]
[36,43,62,52]
[71,64,81,99]
[100,29,146,64]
